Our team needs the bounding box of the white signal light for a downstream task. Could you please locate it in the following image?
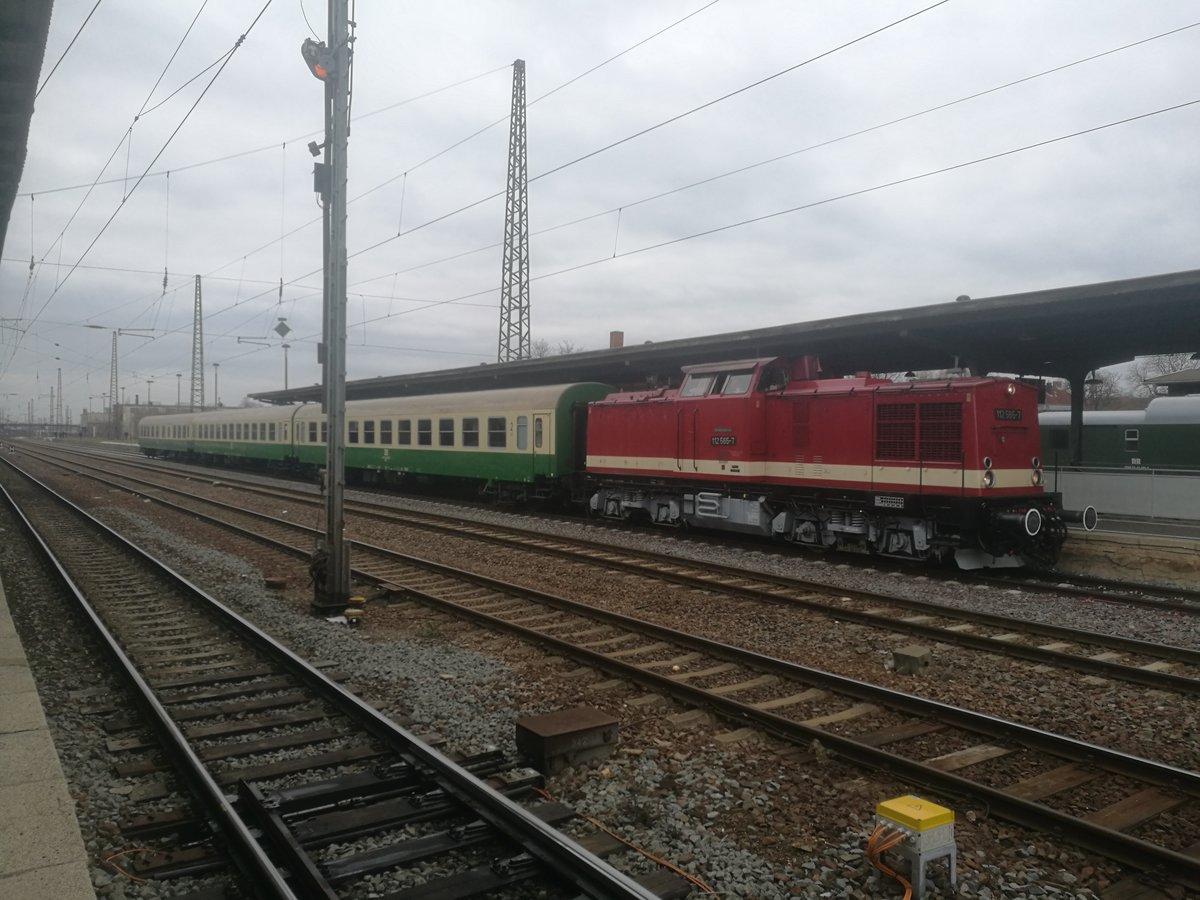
[1006,383,1017,396]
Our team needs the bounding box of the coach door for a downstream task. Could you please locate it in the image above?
[532,413,551,476]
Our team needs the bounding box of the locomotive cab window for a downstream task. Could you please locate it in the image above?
[679,374,714,397]
[716,371,753,395]
[1125,429,1139,452]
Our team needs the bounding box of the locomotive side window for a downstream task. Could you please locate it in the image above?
[516,416,528,450]
[1125,429,1139,452]
[380,419,393,445]
[364,420,376,445]
[679,374,714,397]
[876,403,916,459]
[488,416,507,448]
[348,421,359,444]
[417,418,432,446]
[462,417,480,447]
[439,418,454,447]
[919,403,963,462]
[397,420,411,445]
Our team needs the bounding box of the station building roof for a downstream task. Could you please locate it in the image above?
[0,0,54,257]
[253,268,1200,405]
[1144,367,1200,396]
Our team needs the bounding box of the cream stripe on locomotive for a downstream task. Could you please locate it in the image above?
[585,455,1038,490]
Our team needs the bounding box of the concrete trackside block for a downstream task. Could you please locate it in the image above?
[516,706,619,775]
[894,644,933,675]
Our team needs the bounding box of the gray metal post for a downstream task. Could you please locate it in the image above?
[313,0,352,611]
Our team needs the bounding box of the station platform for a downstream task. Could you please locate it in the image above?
[0,575,95,898]
[1060,524,1200,589]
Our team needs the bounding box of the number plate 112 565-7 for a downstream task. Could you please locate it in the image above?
[994,408,1023,422]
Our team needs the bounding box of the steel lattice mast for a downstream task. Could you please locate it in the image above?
[497,59,529,363]
[191,275,205,409]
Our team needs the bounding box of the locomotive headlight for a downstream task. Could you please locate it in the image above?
[1006,383,1017,396]
[1031,456,1040,469]
[1032,469,1043,486]
[982,456,993,470]
[982,470,995,488]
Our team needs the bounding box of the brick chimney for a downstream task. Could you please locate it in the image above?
[609,330,624,349]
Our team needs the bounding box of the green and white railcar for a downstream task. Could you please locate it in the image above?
[138,383,615,498]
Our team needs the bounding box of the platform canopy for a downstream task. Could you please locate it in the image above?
[0,0,54,258]
[254,267,1200,404]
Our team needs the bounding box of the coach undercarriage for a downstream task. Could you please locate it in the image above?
[588,479,1070,569]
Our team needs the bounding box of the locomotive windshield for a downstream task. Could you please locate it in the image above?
[679,370,754,397]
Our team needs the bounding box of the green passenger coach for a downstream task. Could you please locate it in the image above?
[138,383,616,500]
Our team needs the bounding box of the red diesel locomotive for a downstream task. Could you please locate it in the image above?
[584,356,1095,568]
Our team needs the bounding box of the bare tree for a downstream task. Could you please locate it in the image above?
[530,338,584,358]
[1127,353,1198,397]
[1084,369,1124,410]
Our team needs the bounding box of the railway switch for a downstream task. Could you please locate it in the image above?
[870,794,956,898]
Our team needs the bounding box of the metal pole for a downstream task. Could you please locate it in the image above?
[315,0,352,611]
[213,363,219,408]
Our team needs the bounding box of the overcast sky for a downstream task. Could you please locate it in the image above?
[2,0,1197,421]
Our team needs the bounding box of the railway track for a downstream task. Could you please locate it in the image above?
[22,443,1200,698]
[9,450,1200,891]
[0,461,683,899]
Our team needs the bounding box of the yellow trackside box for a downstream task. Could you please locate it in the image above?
[875,795,955,854]
[875,795,955,831]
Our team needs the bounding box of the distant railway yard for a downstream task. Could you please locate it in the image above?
[1,438,1197,900]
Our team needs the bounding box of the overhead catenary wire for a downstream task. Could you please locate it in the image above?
[1,0,277,379]
[34,0,104,100]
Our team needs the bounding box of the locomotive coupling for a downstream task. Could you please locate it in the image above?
[993,507,1043,537]
[1060,505,1099,531]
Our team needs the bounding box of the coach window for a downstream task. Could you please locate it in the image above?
[253,423,259,441]
[439,418,455,447]
[1125,429,1139,452]
[487,416,507,448]
[462,417,480,447]
[679,373,714,397]
[321,422,328,443]
[534,417,544,449]
[307,422,316,443]
[349,421,359,444]
[269,423,277,441]
[397,419,412,445]
[364,420,375,444]
[418,418,432,446]
[380,419,393,445]
[516,415,528,450]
